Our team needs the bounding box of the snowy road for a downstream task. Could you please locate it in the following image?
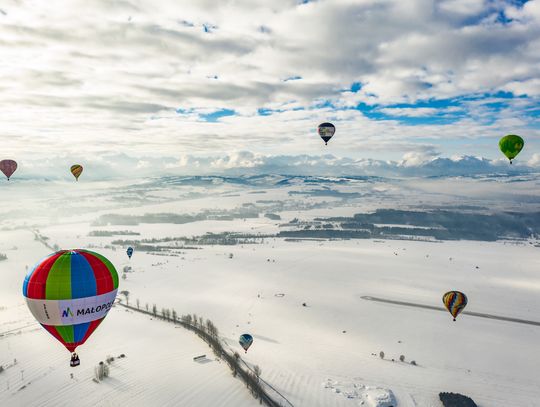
[361,296,540,326]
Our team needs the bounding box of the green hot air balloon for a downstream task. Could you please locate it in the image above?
[499,135,524,164]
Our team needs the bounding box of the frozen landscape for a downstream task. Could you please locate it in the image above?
[2,1,540,405]
[1,174,539,406]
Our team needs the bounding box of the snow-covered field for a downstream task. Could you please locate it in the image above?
[1,175,539,406]
[0,231,257,407]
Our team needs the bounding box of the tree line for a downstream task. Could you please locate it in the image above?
[118,299,292,407]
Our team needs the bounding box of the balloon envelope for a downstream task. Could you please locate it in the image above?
[239,333,253,352]
[71,164,83,181]
[23,249,119,352]
[127,247,133,259]
[0,159,17,180]
[317,123,335,145]
[499,135,524,163]
[442,291,467,321]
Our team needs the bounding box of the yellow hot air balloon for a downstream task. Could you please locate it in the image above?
[70,165,83,181]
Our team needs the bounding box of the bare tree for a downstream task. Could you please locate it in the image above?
[152,304,157,317]
[183,314,192,325]
[206,319,219,338]
[231,352,240,377]
[120,290,130,306]
[136,298,140,310]
[172,309,177,323]
[94,361,110,382]
[253,365,261,382]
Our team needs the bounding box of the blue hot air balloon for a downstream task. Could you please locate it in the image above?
[239,333,253,353]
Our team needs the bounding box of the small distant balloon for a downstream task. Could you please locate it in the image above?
[317,123,335,145]
[499,134,524,164]
[127,247,133,259]
[0,159,17,180]
[442,291,467,321]
[70,164,83,181]
[239,333,253,353]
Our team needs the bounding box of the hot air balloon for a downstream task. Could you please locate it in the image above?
[126,247,133,259]
[239,333,253,353]
[318,122,335,145]
[499,134,524,164]
[70,164,83,181]
[23,249,119,366]
[442,291,467,321]
[0,159,17,180]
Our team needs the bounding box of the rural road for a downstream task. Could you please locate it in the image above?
[361,296,540,327]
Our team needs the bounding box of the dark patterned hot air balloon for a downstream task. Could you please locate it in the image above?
[0,159,18,180]
[70,164,83,181]
[317,123,335,145]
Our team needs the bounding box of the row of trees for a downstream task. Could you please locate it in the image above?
[379,351,416,366]
[177,313,267,404]
[124,300,280,406]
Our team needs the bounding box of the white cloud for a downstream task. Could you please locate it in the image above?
[437,0,486,16]
[528,153,540,167]
[399,151,439,167]
[379,107,439,117]
[0,0,538,162]
[210,151,264,169]
[503,78,540,96]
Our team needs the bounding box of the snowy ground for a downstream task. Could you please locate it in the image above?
[1,176,539,406]
[0,302,256,407]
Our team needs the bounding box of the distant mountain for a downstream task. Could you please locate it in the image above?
[11,152,539,181]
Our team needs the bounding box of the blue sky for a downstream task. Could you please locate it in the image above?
[0,0,539,175]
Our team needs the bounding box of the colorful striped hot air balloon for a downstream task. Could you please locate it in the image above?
[442,291,468,321]
[70,164,83,181]
[0,159,18,180]
[23,250,119,365]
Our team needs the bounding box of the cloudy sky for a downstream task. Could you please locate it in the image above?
[1,0,539,177]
